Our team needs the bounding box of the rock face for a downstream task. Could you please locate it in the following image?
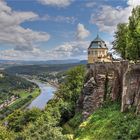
[121,64,140,114]
[77,61,140,119]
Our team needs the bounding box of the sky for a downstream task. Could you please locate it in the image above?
[0,0,139,61]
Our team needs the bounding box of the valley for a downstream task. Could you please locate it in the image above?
[0,1,140,139]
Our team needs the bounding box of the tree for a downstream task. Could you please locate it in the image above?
[113,6,140,61]
[0,125,15,140]
[127,6,140,61]
[113,23,128,59]
[6,108,41,132]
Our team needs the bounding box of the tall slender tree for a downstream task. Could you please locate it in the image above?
[113,23,128,59]
[128,6,140,61]
[113,6,140,61]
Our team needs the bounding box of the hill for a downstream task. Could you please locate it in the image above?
[0,59,87,65]
[0,71,39,119]
[5,63,86,75]
[0,65,140,139]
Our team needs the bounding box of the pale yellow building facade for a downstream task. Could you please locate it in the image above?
[88,35,112,64]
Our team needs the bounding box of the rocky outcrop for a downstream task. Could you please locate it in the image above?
[121,64,140,114]
[77,61,140,119]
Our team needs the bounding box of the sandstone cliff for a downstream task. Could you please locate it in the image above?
[77,61,140,119]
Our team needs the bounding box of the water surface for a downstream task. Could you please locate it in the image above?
[28,81,56,109]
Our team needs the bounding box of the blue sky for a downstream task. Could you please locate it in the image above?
[0,0,139,60]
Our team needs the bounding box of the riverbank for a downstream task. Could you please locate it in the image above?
[47,81,59,88]
[19,74,59,89]
[13,75,57,109]
[0,88,40,120]
[27,81,56,109]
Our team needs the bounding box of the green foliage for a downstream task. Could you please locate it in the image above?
[0,125,15,140]
[63,113,82,135]
[75,102,140,140]
[0,66,85,140]
[54,66,85,123]
[56,66,85,102]
[0,88,40,119]
[113,6,140,61]
[0,71,37,106]
[0,72,36,91]
[5,63,83,75]
[1,65,140,140]
[6,108,42,132]
[113,23,128,59]
[127,6,140,60]
[20,118,66,140]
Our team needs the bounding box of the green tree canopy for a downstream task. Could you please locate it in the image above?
[113,6,140,61]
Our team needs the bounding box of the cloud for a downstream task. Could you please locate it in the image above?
[85,2,96,8]
[0,0,50,51]
[0,1,88,60]
[127,0,140,7]
[54,41,89,57]
[90,6,131,33]
[105,41,112,50]
[0,40,90,60]
[38,0,73,7]
[90,0,140,34]
[0,48,45,60]
[41,15,77,24]
[76,23,90,40]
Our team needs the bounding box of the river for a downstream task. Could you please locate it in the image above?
[28,80,56,109]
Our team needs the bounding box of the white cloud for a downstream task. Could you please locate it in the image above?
[0,0,50,51]
[0,40,90,60]
[127,0,140,7]
[38,0,73,7]
[90,0,140,34]
[0,1,88,60]
[41,15,76,24]
[54,41,89,57]
[0,48,47,60]
[105,41,112,50]
[90,6,131,33]
[76,23,90,40]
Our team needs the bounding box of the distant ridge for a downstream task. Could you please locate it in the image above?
[0,59,87,65]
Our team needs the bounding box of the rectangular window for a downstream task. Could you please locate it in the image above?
[95,50,97,55]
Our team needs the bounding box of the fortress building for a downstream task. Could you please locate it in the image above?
[88,35,112,64]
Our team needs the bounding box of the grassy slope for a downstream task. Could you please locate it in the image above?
[67,102,140,140]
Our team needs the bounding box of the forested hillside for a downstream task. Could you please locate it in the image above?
[0,66,85,139]
[0,71,39,119]
[5,63,83,75]
[0,65,140,140]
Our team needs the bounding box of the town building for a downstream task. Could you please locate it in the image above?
[88,35,112,64]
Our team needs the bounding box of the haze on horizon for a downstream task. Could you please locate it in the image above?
[0,0,139,61]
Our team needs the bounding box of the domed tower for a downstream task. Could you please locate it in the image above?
[88,35,111,63]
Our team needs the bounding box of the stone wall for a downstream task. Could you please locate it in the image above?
[77,61,140,119]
